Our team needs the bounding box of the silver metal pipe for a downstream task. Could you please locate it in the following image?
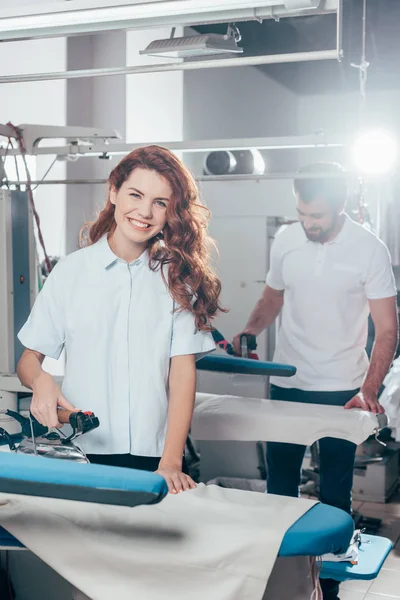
[0,49,339,84]
[0,1,338,43]
[2,172,356,187]
[336,0,344,60]
[0,134,346,157]
[3,180,108,186]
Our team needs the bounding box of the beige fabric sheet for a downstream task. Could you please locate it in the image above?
[0,484,316,600]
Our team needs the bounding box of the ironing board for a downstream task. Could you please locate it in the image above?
[279,504,392,581]
[0,453,392,585]
[196,355,296,377]
[0,452,168,506]
[0,504,352,556]
[0,458,350,556]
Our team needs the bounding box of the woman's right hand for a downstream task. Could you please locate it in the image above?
[31,372,77,428]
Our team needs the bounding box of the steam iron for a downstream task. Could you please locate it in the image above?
[0,409,99,463]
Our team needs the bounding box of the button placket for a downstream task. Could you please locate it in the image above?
[314,245,326,276]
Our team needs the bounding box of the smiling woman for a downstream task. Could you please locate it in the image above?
[81,145,225,330]
[16,145,226,494]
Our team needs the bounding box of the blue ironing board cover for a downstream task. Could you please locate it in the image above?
[320,534,393,581]
[196,354,297,377]
[0,503,353,555]
[0,458,389,583]
[0,457,351,559]
[279,504,354,557]
[0,452,168,506]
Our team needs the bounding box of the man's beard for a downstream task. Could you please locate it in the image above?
[303,217,338,243]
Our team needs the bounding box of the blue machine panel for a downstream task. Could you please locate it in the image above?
[11,191,31,370]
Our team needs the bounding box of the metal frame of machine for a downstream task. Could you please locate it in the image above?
[0,0,340,43]
[0,189,36,434]
[0,125,345,160]
[0,189,36,375]
[0,0,343,84]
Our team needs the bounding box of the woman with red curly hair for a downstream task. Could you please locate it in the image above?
[17,146,225,494]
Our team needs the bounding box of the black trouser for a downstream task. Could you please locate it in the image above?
[266,385,359,600]
[86,453,189,474]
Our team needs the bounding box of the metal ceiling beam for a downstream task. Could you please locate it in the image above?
[3,171,353,186]
[0,0,337,42]
[0,48,339,85]
[0,133,346,158]
[0,125,122,154]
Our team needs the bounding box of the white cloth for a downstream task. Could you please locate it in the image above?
[267,215,396,391]
[17,235,215,456]
[380,356,400,441]
[380,181,400,267]
[191,393,384,446]
[0,485,316,600]
[321,530,360,564]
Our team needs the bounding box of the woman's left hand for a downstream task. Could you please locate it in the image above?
[156,463,197,494]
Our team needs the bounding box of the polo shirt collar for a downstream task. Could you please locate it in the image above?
[327,213,350,245]
[302,213,350,246]
[96,234,149,269]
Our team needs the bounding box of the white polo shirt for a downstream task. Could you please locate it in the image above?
[267,215,397,391]
[18,235,215,456]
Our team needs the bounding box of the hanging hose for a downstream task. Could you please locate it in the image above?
[6,122,53,275]
[309,557,323,600]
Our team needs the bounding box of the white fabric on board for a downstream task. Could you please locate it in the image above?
[380,356,400,441]
[192,393,383,446]
[0,484,316,600]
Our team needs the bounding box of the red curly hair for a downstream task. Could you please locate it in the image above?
[80,145,226,330]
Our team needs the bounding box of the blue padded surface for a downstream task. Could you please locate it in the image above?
[320,534,393,581]
[0,452,168,506]
[197,354,296,377]
[279,504,354,557]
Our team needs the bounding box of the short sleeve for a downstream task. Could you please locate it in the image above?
[17,262,66,359]
[170,307,216,361]
[364,240,397,300]
[266,228,286,291]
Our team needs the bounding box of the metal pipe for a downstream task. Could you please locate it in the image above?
[3,180,108,186]
[0,0,322,21]
[0,134,345,157]
[2,172,356,187]
[361,0,367,67]
[336,0,344,60]
[0,49,339,84]
[0,0,338,42]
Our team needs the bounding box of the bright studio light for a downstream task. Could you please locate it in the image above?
[351,130,398,175]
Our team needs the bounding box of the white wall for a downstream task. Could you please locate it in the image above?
[65,31,127,252]
[66,35,96,254]
[297,88,400,136]
[65,28,185,252]
[91,31,128,215]
[126,28,184,144]
[184,65,298,175]
[0,37,67,259]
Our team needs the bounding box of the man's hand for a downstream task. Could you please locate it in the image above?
[232,286,284,355]
[156,462,197,494]
[232,330,256,356]
[344,389,385,414]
